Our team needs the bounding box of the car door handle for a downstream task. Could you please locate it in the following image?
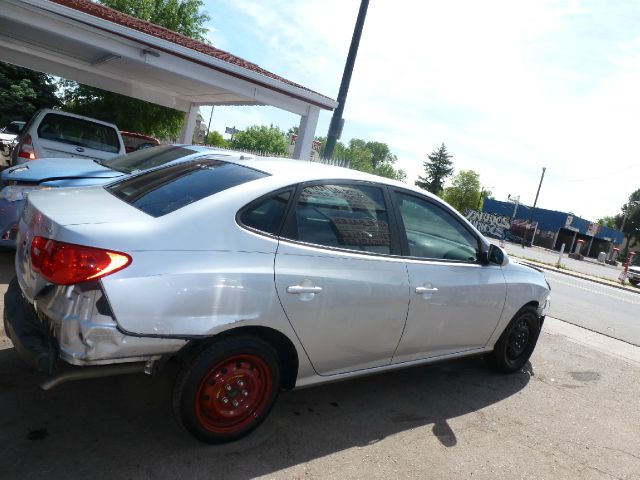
[287,285,323,294]
[415,286,438,294]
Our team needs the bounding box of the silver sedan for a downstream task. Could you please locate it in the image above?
[4,156,550,443]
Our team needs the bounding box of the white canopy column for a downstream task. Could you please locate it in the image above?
[293,106,320,160]
[178,103,199,144]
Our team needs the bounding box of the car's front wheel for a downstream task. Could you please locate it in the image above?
[173,336,281,443]
[488,306,541,373]
[629,278,639,286]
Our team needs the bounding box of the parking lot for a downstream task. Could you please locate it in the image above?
[0,249,639,479]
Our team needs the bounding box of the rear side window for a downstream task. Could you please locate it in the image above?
[285,183,392,255]
[106,159,268,217]
[102,145,197,174]
[240,191,292,235]
[37,113,120,153]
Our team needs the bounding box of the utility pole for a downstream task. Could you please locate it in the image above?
[526,167,546,246]
[324,0,369,159]
[477,187,485,210]
[206,106,214,144]
[508,194,521,219]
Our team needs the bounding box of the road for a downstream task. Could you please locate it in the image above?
[501,242,627,283]
[544,269,640,346]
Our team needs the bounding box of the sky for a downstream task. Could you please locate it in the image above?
[200,0,640,221]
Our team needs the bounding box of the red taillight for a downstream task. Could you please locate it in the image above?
[30,236,131,285]
[18,134,37,160]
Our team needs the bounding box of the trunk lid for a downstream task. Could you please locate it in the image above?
[3,158,121,183]
[15,186,148,302]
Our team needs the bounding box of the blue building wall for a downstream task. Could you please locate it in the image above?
[482,199,624,244]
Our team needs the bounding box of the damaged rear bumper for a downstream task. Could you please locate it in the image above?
[4,276,187,373]
[3,277,56,372]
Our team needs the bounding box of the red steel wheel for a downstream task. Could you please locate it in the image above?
[195,354,273,433]
[173,336,281,443]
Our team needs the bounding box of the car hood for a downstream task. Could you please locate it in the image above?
[629,265,640,274]
[0,132,17,142]
[2,157,121,183]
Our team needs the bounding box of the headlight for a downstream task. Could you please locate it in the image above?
[0,185,49,202]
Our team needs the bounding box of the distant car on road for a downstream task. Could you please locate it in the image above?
[0,145,251,247]
[10,109,125,165]
[628,262,640,286]
[5,156,550,443]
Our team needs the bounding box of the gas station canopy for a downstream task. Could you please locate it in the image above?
[0,0,337,158]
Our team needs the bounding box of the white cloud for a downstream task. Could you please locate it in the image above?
[204,0,640,220]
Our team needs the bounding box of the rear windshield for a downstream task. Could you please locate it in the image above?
[3,122,24,135]
[106,159,268,217]
[101,145,200,174]
[37,113,120,153]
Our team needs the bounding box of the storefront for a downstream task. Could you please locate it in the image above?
[477,199,624,258]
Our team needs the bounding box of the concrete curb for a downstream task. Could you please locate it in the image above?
[515,258,640,295]
[544,317,640,365]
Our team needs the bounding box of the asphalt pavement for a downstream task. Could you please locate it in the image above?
[0,249,639,479]
[544,269,640,346]
[488,241,640,305]
[501,241,634,286]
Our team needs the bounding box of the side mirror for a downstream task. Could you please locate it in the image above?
[488,244,509,267]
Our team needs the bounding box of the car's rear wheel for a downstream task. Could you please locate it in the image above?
[488,306,541,373]
[629,278,639,286]
[173,336,280,443]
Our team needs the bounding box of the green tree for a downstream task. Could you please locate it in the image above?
[442,170,482,213]
[316,136,406,181]
[597,215,619,229]
[230,124,289,154]
[0,62,60,126]
[205,130,228,147]
[60,0,210,139]
[621,189,640,251]
[415,143,454,196]
[100,0,210,41]
[61,84,184,138]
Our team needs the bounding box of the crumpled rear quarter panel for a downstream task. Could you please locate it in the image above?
[101,250,295,338]
[35,283,186,365]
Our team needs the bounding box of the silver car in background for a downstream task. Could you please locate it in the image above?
[4,157,550,443]
[10,109,125,165]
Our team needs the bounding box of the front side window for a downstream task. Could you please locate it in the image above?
[395,192,479,262]
[286,183,392,255]
[107,159,268,217]
[37,113,120,153]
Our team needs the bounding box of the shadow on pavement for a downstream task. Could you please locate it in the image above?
[0,347,531,479]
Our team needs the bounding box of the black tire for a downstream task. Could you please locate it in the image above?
[488,306,541,373]
[173,336,281,443]
[629,279,639,286]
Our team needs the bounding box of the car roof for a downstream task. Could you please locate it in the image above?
[34,109,120,129]
[225,155,437,199]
